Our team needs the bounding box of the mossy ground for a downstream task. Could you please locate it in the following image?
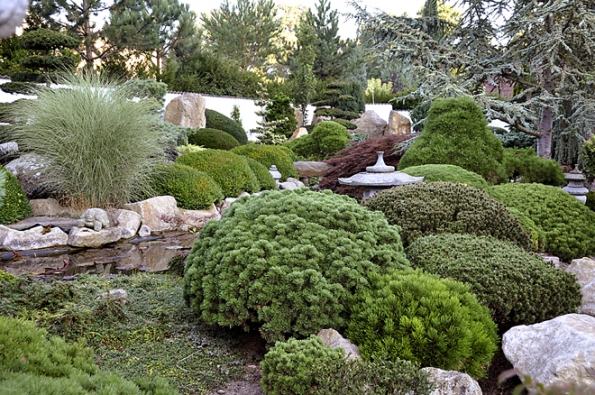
[0,272,266,395]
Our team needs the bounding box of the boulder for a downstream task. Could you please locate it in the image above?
[164,93,206,128]
[352,111,388,139]
[29,198,63,217]
[317,329,361,361]
[4,153,50,197]
[294,109,304,128]
[311,113,331,126]
[0,225,68,250]
[124,196,179,233]
[68,226,126,248]
[567,258,595,316]
[385,111,412,136]
[289,127,308,141]
[279,177,305,190]
[98,289,128,305]
[0,142,18,157]
[219,197,237,213]
[177,204,221,232]
[113,209,141,238]
[294,161,333,178]
[421,367,482,395]
[79,208,110,231]
[502,314,595,388]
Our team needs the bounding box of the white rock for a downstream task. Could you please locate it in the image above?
[567,258,595,317]
[317,328,361,361]
[0,142,18,156]
[138,225,151,237]
[177,204,221,232]
[421,367,482,395]
[124,196,179,233]
[0,225,68,251]
[98,289,128,305]
[164,93,206,128]
[0,0,28,38]
[114,209,141,238]
[68,227,126,248]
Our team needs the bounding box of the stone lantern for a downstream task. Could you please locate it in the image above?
[269,165,282,183]
[562,166,589,203]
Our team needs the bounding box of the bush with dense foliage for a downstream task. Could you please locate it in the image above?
[493,126,537,149]
[187,128,240,151]
[407,234,581,330]
[285,121,350,160]
[122,79,168,102]
[400,164,489,190]
[260,336,433,395]
[243,157,276,191]
[205,109,248,145]
[347,269,498,379]
[231,144,298,181]
[7,73,164,207]
[183,189,410,343]
[319,135,412,199]
[0,167,31,224]
[0,316,177,394]
[0,82,35,95]
[265,93,298,138]
[148,163,223,210]
[489,183,595,261]
[364,182,532,249]
[502,148,565,185]
[399,96,507,184]
[176,149,259,198]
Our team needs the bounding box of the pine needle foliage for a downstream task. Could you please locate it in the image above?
[7,73,164,207]
[407,234,581,330]
[364,182,532,249]
[347,269,498,379]
[400,164,489,190]
[183,189,410,343]
[502,148,565,185]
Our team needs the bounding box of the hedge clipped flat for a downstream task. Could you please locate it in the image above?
[407,234,582,330]
[183,189,410,343]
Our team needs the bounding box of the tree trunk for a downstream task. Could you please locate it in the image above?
[537,15,555,159]
[83,0,95,70]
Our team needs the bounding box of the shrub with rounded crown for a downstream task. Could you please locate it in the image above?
[176,149,259,198]
[400,164,489,190]
[231,144,298,181]
[285,121,351,160]
[183,189,410,343]
[407,234,581,330]
[0,166,31,224]
[364,182,532,249]
[347,269,498,379]
[243,157,276,191]
[502,147,565,185]
[187,128,240,151]
[205,108,248,145]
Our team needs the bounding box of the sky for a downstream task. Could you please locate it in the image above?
[180,0,429,39]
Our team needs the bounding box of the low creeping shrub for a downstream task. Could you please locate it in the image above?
[0,166,31,225]
[407,234,581,330]
[205,108,248,145]
[188,128,240,151]
[400,164,489,190]
[347,269,498,379]
[502,147,565,185]
[285,121,350,160]
[183,189,410,343]
[231,144,298,181]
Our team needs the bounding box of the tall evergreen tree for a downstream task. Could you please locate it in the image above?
[287,19,317,116]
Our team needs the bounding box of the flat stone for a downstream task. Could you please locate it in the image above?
[421,367,482,395]
[0,225,69,251]
[317,328,361,360]
[294,161,333,178]
[7,216,80,232]
[68,227,126,248]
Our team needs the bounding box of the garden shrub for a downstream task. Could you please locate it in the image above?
[122,78,168,102]
[410,101,431,132]
[364,182,532,250]
[183,189,410,343]
[244,157,277,191]
[0,316,178,394]
[285,121,350,160]
[587,191,595,212]
[400,164,489,190]
[187,128,240,150]
[176,149,259,197]
[155,120,189,160]
[148,163,223,210]
[502,147,565,185]
[0,166,31,225]
[331,118,357,130]
[407,234,581,330]
[7,73,164,207]
[205,108,248,145]
[176,144,204,156]
[0,82,35,95]
[398,96,507,184]
[493,126,537,148]
[260,336,433,395]
[489,183,595,261]
[231,144,298,181]
[347,269,498,379]
[264,93,298,138]
[507,207,547,251]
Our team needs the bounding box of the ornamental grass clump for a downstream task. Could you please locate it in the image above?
[231,144,298,181]
[0,165,31,224]
[260,336,433,395]
[347,269,499,379]
[183,189,410,343]
[407,234,581,330]
[489,183,595,261]
[7,73,164,207]
[364,182,532,250]
[400,164,489,190]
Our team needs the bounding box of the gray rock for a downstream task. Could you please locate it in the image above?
[0,0,28,38]
[138,225,151,237]
[421,367,482,395]
[352,111,388,139]
[289,127,308,141]
[502,314,595,389]
[294,109,304,128]
[385,111,412,136]
[164,93,206,128]
[177,204,221,232]
[279,177,305,190]
[4,153,50,197]
[68,226,126,248]
[98,289,128,305]
[567,258,595,316]
[0,225,69,250]
[113,209,141,238]
[317,328,361,360]
[79,208,110,231]
[294,161,332,178]
[29,198,63,217]
[0,142,18,157]
[219,197,237,213]
[124,196,179,233]
[581,282,595,316]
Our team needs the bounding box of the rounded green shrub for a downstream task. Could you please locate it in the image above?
[398,96,507,184]
[176,149,259,197]
[580,134,595,179]
[0,82,35,95]
[183,189,410,343]
[244,157,276,191]
[587,191,595,212]
[502,147,565,185]
[285,121,351,160]
[0,166,32,225]
[489,183,595,261]
[231,144,298,181]
[205,108,248,145]
[364,182,532,250]
[260,336,433,395]
[122,79,168,102]
[400,164,489,190]
[507,207,547,251]
[148,163,224,210]
[407,234,581,330]
[187,128,240,150]
[347,269,498,379]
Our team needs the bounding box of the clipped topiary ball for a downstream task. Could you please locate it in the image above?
[176,149,259,198]
[364,182,532,250]
[231,144,298,181]
[489,183,595,262]
[148,162,224,210]
[0,166,32,225]
[205,109,248,145]
[183,189,410,343]
[407,234,581,330]
[400,164,489,190]
[347,269,498,379]
[243,157,276,191]
[285,121,351,160]
[187,128,240,151]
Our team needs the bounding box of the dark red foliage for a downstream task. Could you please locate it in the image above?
[319,135,414,199]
